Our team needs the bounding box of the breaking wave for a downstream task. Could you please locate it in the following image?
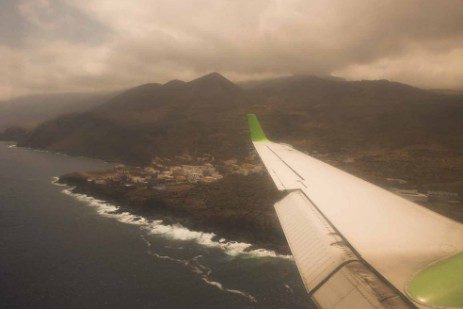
[201,277,257,303]
[51,177,299,303]
[141,234,257,303]
[51,176,69,187]
[52,177,291,260]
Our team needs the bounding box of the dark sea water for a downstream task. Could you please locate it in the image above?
[0,142,312,309]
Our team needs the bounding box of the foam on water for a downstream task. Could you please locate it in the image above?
[52,178,291,259]
[202,277,257,303]
[51,177,69,187]
[52,178,296,303]
[141,234,257,303]
[141,217,291,259]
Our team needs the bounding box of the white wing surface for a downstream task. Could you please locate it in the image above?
[248,114,463,309]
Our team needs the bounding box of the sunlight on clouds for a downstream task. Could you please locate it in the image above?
[334,48,463,89]
[2,0,463,99]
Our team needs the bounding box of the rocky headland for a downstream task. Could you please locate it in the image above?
[57,150,463,257]
[58,160,290,254]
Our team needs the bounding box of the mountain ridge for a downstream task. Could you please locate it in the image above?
[18,73,463,187]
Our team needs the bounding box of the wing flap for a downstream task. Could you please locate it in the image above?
[274,191,353,290]
[275,191,413,309]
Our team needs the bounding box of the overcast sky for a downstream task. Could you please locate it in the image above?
[1,0,463,100]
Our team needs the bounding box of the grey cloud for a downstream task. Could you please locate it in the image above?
[16,0,110,46]
[2,0,463,100]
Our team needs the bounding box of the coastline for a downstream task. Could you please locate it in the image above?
[55,161,463,257]
[57,172,291,255]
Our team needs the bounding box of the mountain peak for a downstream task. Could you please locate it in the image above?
[163,79,186,89]
[194,72,227,81]
[188,72,242,93]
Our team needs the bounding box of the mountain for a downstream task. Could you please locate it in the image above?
[95,72,244,115]
[21,73,249,163]
[246,76,451,142]
[20,73,463,186]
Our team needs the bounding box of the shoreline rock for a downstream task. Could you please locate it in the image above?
[58,165,463,256]
[59,172,291,255]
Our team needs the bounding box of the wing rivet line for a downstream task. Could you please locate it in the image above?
[265,145,305,180]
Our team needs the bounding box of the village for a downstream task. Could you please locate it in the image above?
[83,150,461,204]
[86,153,265,191]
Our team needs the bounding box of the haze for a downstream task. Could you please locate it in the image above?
[2,0,463,100]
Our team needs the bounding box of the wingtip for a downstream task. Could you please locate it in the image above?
[247,114,269,142]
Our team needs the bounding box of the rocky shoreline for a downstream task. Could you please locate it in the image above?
[58,171,291,255]
[57,155,463,257]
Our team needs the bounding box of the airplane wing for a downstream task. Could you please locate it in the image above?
[247,114,463,309]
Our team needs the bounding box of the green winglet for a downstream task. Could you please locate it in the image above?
[408,251,463,308]
[247,114,269,142]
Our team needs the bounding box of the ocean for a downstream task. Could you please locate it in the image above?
[0,142,312,309]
